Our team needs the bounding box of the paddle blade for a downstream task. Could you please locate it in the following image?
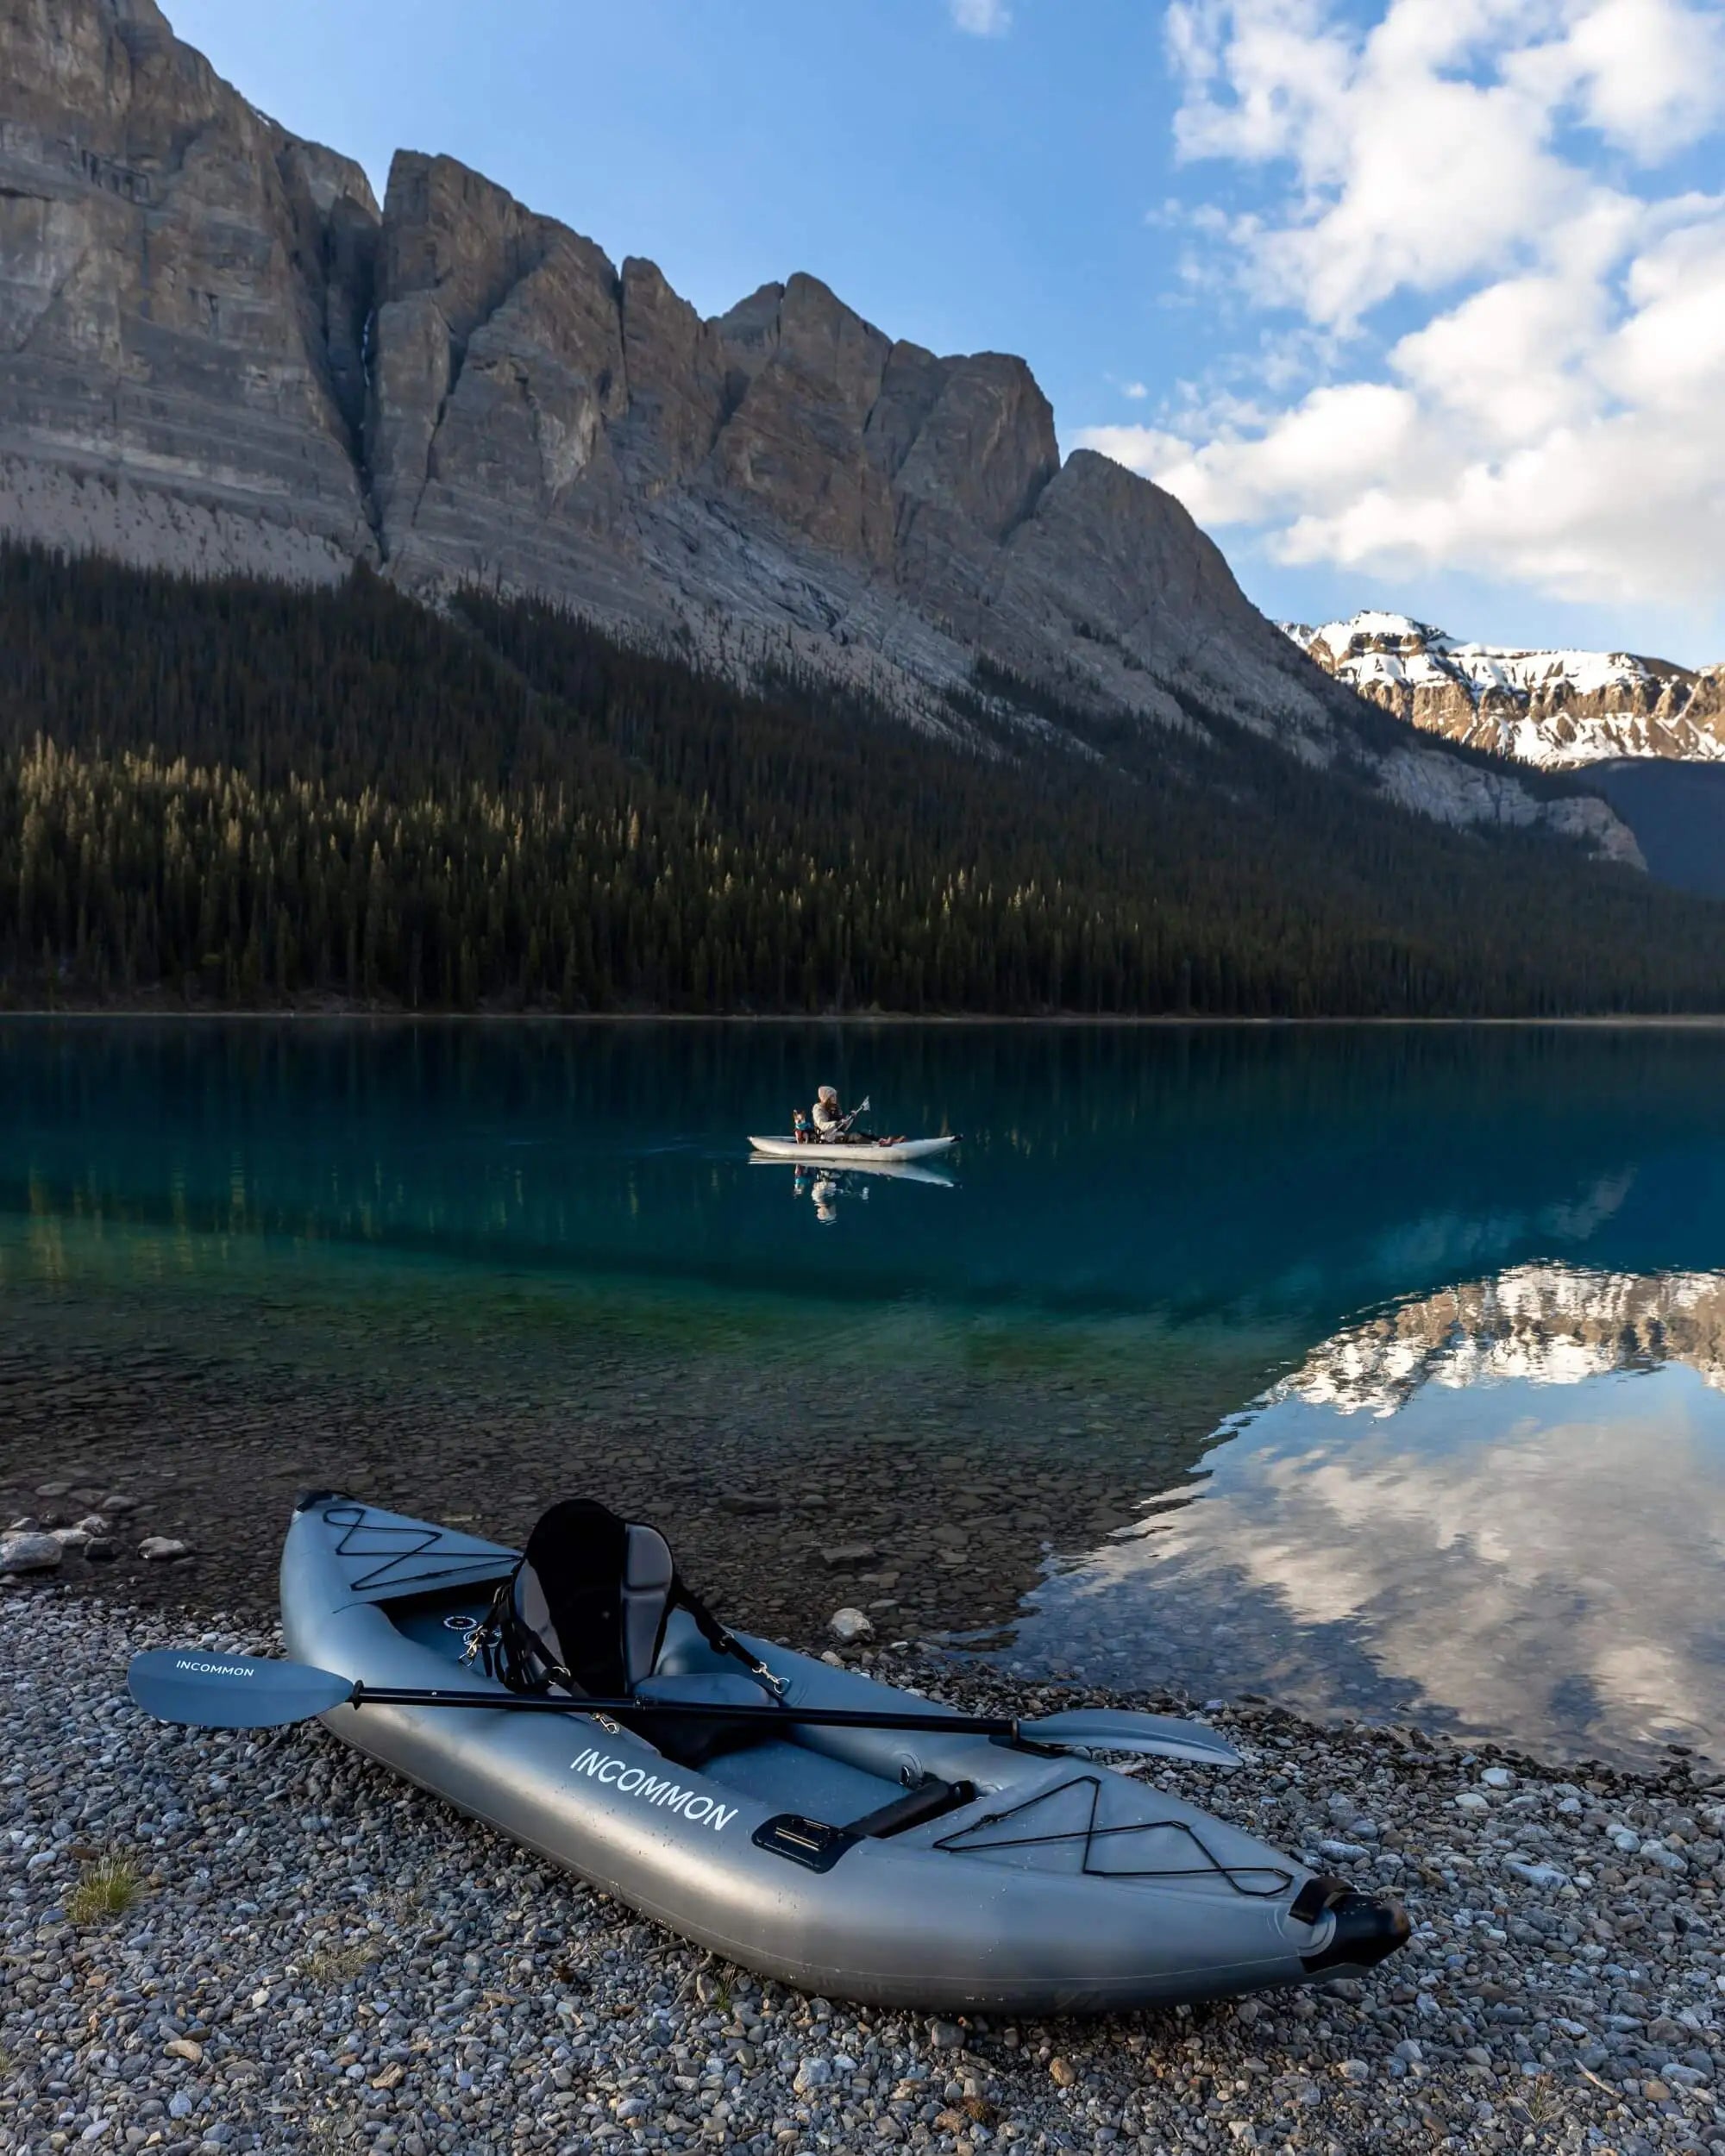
[128,1649,354,1730]
[1024,1709,1242,1767]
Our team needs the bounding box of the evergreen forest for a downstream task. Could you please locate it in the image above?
[0,543,1719,1017]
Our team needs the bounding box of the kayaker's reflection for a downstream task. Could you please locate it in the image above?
[792,1167,871,1224]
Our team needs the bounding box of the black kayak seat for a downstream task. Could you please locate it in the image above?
[495,1500,687,1698]
[487,1500,784,1768]
[496,1501,972,1814]
[513,1510,675,1694]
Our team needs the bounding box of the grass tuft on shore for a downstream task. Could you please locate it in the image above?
[301,1935,383,1988]
[66,1852,142,1926]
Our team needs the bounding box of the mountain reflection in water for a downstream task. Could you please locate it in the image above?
[1008,1263,1725,1768]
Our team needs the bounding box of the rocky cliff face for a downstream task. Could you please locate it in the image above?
[0,0,379,579]
[1288,612,1725,769]
[0,0,1640,868]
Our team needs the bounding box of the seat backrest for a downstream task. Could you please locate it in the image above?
[510,1499,675,1695]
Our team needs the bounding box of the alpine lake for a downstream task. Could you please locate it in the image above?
[4,1016,1725,1774]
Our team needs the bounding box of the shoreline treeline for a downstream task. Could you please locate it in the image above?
[0,545,1720,1016]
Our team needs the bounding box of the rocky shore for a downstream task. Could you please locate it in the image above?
[0,1326,1233,1653]
[6,1586,1725,2155]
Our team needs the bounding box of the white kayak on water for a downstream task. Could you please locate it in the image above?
[748,1134,959,1165]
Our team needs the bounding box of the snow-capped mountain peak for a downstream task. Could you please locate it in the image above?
[1284,611,1725,769]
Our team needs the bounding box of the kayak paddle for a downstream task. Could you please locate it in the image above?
[128,1650,1241,1764]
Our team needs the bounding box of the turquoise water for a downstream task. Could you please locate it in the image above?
[4,1017,1725,1763]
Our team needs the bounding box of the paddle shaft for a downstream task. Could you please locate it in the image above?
[127,1651,1236,1756]
[349,1682,1024,1739]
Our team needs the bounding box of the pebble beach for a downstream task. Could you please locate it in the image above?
[7,1586,1725,2156]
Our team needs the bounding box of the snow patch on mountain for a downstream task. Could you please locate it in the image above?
[1286,613,1725,770]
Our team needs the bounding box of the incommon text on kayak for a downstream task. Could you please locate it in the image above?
[569,1747,738,1832]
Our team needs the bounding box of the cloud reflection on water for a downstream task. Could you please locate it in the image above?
[1008,1263,1725,1766]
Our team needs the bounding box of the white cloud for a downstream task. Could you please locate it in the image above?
[1560,0,1725,152]
[1123,379,1150,398]
[950,0,1012,34]
[1087,0,1725,614]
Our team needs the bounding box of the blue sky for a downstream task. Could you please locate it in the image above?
[171,0,1725,663]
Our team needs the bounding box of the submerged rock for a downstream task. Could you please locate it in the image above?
[138,1536,193,1562]
[0,1532,62,1575]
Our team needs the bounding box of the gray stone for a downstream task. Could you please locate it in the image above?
[827,1607,873,1643]
[138,1536,192,1561]
[1503,1858,1568,1889]
[1,1594,1710,2156]
[819,1545,878,1569]
[0,1531,63,1574]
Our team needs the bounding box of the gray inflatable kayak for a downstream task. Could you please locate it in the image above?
[281,1494,1408,2013]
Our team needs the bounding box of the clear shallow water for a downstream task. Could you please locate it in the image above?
[3,1017,1725,1764]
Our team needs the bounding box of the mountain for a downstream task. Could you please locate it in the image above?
[1286,612,1725,769]
[0,0,1640,868]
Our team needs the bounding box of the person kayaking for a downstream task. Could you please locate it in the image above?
[812,1084,850,1140]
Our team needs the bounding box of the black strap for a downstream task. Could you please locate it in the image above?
[672,1576,784,1701]
[474,1572,557,1693]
